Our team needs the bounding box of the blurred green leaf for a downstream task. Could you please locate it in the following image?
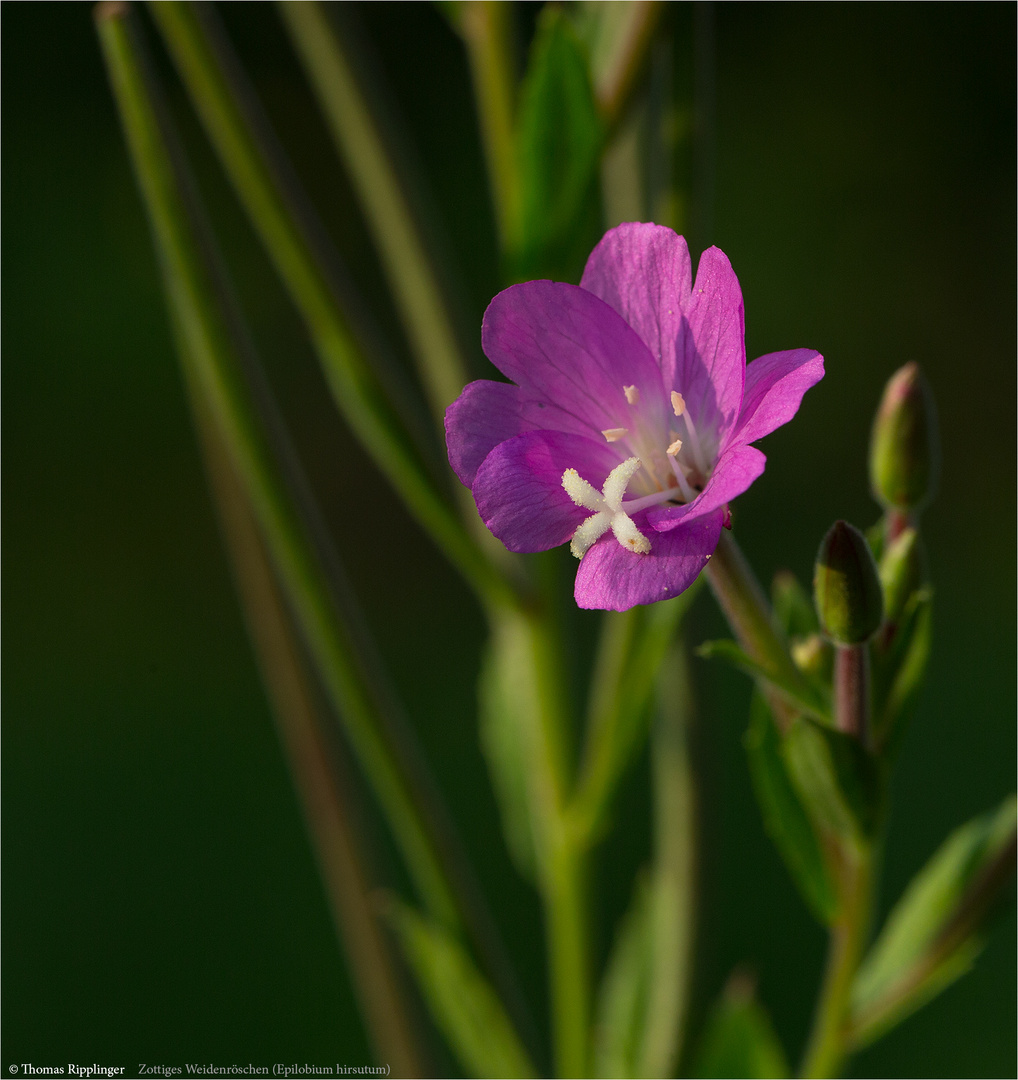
[697,639,831,726]
[514,5,603,280]
[594,875,653,1078]
[388,901,539,1079]
[478,612,540,881]
[782,716,882,848]
[772,569,819,638]
[849,795,1017,1048]
[745,694,838,924]
[691,979,789,1079]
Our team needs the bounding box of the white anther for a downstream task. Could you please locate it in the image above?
[667,438,683,456]
[601,427,629,443]
[561,457,651,559]
[671,391,686,417]
[624,384,640,405]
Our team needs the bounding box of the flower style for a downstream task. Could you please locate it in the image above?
[445,223,825,611]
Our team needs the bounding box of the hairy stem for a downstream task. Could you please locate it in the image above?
[834,644,870,746]
[705,530,808,729]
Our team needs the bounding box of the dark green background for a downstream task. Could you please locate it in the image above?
[3,3,1014,1077]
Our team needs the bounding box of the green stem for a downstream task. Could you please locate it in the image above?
[834,644,870,746]
[638,640,697,1077]
[458,0,521,253]
[545,825,591,1079]
[487,598,589,1078]
[586,0,665,130]
[148,1,508,609]
[705,530,810,729]
[573,586,699,842]
[800,852,873,1078]
[278,0,469,426]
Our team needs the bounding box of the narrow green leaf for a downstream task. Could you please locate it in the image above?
[697,639,831,726]
[873,589,932,753]
[478,614,540,881]
[691,979,789,1079]
[772,569,819,638]
[782,716,882,848]
[514,5,603,280]
[388,902,539,1079]
[849,795,1017,1047]
[745,694,838,924]
[594,876,654,1078]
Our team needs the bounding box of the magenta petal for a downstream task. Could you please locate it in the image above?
[730,349,825,448]
[648,444,766,532]
[679,246,745,437]
[580,223,693,389]
[481,281,666,434]
[445,379,595,486]
[472,430,621,553]
[574,510,723,611]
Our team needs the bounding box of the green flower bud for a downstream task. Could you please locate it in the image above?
[814,520,884,645]
[869,362,939,512]
[878,526,922,624]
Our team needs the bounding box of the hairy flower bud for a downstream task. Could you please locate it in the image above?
[869,362,939,513]
[879,526,922,624]
[814,520,884,645]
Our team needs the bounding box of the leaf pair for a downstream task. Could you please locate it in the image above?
[849,795,1017,1048]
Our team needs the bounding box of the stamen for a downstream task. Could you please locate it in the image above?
[667,438,683,456]
[624,384,640,405]
[601,427,629,443]
[671,391,686,417]
[667,455,698,503]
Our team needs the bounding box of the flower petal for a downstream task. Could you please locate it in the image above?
[471,430,621,553]
[730,349,825,448]
[678,246,745,439]
[648,444,766,531]
[481,281,666,436]
[445,379,594,487]
[580,223,693,389]
[574,509,724,611]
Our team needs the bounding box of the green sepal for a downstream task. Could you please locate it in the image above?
[782,715,883,848]
[849,795,1017,1049]
[744,694,838,925]
[386,900,539,1079]
[691,978,789,1079]
[513,5,603,281]
[478,613,540,881]
[696,639,831,727]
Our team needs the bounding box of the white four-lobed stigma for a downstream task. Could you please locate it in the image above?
[561,457,651,559]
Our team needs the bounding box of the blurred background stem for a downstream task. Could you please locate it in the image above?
[149,0,510,609]
[98,4,529,1030]
[458,0,522,255]
[277,0,468,430]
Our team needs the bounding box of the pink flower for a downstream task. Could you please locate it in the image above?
[445,223,825,611]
